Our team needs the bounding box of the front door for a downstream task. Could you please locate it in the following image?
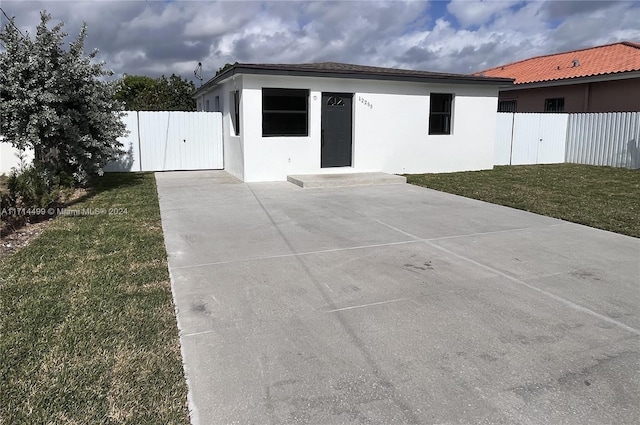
[321,93,353,168]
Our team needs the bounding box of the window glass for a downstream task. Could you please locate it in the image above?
[498,100,517,112]
[230,90,240,136]
[262,88,309,137]
[544,98,565,113]
[429,93,453,135]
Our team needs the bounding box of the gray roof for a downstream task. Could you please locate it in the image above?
[193,61,514,97]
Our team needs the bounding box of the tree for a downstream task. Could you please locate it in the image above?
[215,62,235,76]
[0,11,126,184]
[167,73,197,111]
[115,73,196,111]
[114,74,156,110]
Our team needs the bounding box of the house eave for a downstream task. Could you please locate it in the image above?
[500,70,640,91]
[193,64,513,97]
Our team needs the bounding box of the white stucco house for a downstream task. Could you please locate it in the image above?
[192,62,512,182]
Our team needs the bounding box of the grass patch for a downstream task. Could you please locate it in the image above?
[0,173,190,424]
[406,164,640,238]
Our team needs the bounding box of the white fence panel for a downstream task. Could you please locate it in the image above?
[511,114,542,165]
[500,113,567,165]
[494,113,514,165]
[1,136,35,174]
[566,112,640,169]
[536,113,568,164]
[137,111,223,171]
[104,111,141,172]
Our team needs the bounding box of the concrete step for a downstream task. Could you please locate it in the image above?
[287,172,407,188]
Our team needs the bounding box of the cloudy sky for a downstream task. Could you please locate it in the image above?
[2,0,639,84]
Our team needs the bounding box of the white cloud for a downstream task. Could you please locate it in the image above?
[1,0,638,80]
[447,0,522,28]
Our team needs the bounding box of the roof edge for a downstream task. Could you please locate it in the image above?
[477,41,640,75]
[497,69,640,90]
[193,62,513,97]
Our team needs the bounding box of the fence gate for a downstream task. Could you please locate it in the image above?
[495,113,567,166]
[106,111,223,172]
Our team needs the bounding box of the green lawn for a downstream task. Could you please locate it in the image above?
[0,173,190,424]
[406,164,640,238]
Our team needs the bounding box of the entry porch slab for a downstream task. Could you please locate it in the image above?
[287,172,407,188]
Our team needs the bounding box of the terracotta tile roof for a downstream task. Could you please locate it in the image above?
[477,41,640,85]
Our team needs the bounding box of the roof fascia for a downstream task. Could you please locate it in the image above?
[501,70,640,91]
[232,66,513,86]
[192,67,238,98]
[193,65,513,98]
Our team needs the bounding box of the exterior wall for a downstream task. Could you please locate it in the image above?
[588,79,640,112]
[238,74,499,182]
[500,77,640,113]
[500,84,587,113]
[199,77,245,180]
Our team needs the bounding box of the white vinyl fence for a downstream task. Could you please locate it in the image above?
[566,112,640,169]
[105,111,223,172]
[0,111,223,174]
[495,113,567,166]
[496,112,640,169]
[0,137,34,175]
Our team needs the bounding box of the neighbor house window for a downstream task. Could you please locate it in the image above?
[262,88,309,136]
[498,100,517,112]
[214,96,220,112]
[205,99,210,112]
[230,90,240,136]
[544,98,564,113]
[429,93,453,135]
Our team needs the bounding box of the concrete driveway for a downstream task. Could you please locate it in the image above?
[156,171,639,425]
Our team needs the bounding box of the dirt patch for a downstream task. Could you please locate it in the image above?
[0,188,89,260]
[0,219,53,258]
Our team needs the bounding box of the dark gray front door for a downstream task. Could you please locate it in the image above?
[321,93,353,168]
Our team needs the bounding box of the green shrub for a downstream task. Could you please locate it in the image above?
[3,164,73,218]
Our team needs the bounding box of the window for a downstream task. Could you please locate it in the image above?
[230,90,240,136]
[498,100,517,112]
[327,96,344,106]
[429,93,453,135]
[262,88,309,137]
[205,99,210,112]
[214,96,220,112]
[544,98,564,113]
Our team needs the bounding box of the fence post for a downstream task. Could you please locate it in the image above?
[509,112,515,166]
[136,111,142,171]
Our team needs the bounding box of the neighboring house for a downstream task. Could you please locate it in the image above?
[478,41,640,113]
[192,62,511,182]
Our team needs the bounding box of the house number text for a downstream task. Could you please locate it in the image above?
[358,96,373,109]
